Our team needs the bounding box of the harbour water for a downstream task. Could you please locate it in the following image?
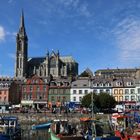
[21,124,50,140]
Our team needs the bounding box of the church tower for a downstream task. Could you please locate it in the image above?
[15,11,28,78]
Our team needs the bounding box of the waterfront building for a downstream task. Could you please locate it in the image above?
[134,78,140,102]
[123,78,135,101]
[95,68,140,79]
[48,78,71,107]
[112,78,124,102]
[21,75,49,109]
[70,77,92,103]
[0,77,21,113]
[15,12,78,79]
[91,78,113,95]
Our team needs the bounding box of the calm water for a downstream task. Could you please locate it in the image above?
[21,125,50,140]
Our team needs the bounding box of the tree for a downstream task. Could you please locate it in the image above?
[81,93,98,108]
[81,92,116,112]
[81,93,91,108]
[98,93,116,111]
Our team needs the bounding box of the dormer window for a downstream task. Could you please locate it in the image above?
[93,83,97,87]
[127,82,133,86]
[83,84,87,86]
[100,83,103,87]
[73,84,77,87]
[116,82,122,86]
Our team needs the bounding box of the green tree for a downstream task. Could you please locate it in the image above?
[98,93,116,111]
[81,92,98,108]
[81,92,116,112]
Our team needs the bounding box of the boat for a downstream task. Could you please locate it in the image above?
[32,121,52,130]
[49,118,121,140]
[0,116,21,140]
[80,117,121,140]
[50,119,83,140]
[111,113,140,140]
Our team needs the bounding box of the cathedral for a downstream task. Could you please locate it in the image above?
[15,12,78,78]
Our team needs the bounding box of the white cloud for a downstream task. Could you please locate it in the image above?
[112,17,140,64]
[0,26,6,41]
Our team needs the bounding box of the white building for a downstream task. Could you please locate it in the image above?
[70,77,92,103]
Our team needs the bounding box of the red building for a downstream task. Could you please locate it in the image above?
[0,78,21,113]
[21,75,49,109]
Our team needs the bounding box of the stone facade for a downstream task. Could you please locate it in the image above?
[15,12,78,79]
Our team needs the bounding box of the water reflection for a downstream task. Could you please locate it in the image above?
[21,125,50,140]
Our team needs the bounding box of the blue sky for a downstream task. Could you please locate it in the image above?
[1,0,140,76]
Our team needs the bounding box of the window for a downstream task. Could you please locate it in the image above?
[106,89,110,94]
[23,93,26,99]
[36,93,40,99]
[37,86,40,91]
[116,82,122,86]
[79,90,82,94]
[119,96,123,101]
[79,97,82,101]
[125,89,129,94]
[23,87,26,92]
[138,88,140,94]
[100,89,103,93]
[29,93,32,100]
[43,86,46,91]
[125,96,129,101]
[93,90,97,93]
[50,57,56,68]
[83,84,87,86]
[119,89,123,94]
[100,83,103,87]
[131,96,135,101]
[114,89,118,94]
[28,93,32,100]
[73,97,76,102]
[84,90,88,94]
[4,96,6,101]
[73,90,77,94]
[130,89,134,94]
[73,84,77,87]
[30,86,33,91]
[51,96,54,102]
[127,82,133,86]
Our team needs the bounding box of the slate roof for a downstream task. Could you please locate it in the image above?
[28,57,46,66]
[60,56,77,63]
[71,79,90,88]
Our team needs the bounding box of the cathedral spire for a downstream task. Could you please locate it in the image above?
[19,10,26,36]
[20,10,25,28]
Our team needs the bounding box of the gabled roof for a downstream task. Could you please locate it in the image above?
[71,79,90,88]
[28,57,45,65]
[60,56,77,63]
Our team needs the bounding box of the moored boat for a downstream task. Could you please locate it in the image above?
[32,121,52,130]
[111,113,140,140]
[50,118,121,140]
[0,116,21,140]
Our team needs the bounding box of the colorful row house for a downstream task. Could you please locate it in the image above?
[21,75,49,109]
[0,78,21,113]
[70,77,92,103]
[48,79,71,107]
